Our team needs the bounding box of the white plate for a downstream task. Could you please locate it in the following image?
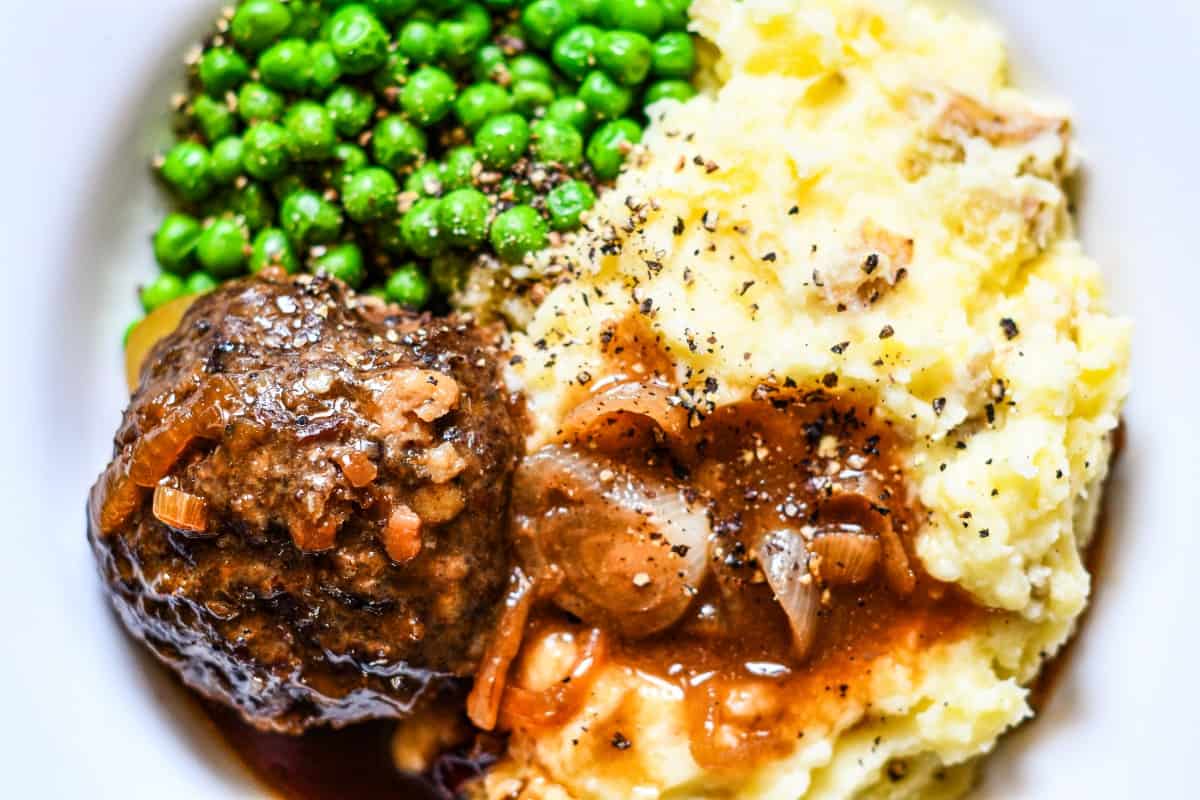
[2,1,1197,796]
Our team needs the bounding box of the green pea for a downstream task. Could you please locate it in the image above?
[544,96,591,132]
[651,31,695,78]
[476,113,530,170]
[586,117,641,179]
[509,54,555,85]
[270,174,307,204]
[196,218,250,277]
[286,0,327,38]
[308,41,343,94]
[241,121,292,180]
[496,21,524,42]
[229,181,276,231]
[398,20,440,63]
[596,30,653,86]
[140,272,188,312]
[185,271,220,294]
[545,179,596,230]
[577,0,602,19]
[401,66,458,127]
[490,204,548,263]
[153,213,203,273]
[160,141,213,201]
[521,0,580,50]
[237,82,285,123]
[436,18,487,65]
[284,101,336,161]
[455,83,512,131]
[192,95,237,144]
[578,70,633,122]
[373,116,427,170]
[473,44,508,82]
[598,0,664,37]
[258,39,311,92]
[442,146,480,190]
[325,85,376,137]
[644,78,695,106]
[343,167,400,222]
[385,264,432,308]
[250,228,300,273]
[425,0,467,12]
[328,142,369,187]
[405,163,445,197]
[455,2,493,37]
[327,4,390,75]
[659,0,690,31]
[499,176,535,205]
[210,137,245,184]
[312,243,366,288]
[231,0,294,53]
[373,216,409,254]
[531,119,583,166]
[401,197,445,257]
[198,47,250,97]
[437,188,491,247]
[552,25,601,82]
[362,0,419,21]
[512,80,556,118]
[281,189,344,246]
[406,7,438,23]
[372,51,411,95]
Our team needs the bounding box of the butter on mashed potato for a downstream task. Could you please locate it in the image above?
[476,0,1131,797]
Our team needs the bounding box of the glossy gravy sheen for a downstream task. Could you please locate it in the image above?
[503,393,989,769]
[200,399,1116,796]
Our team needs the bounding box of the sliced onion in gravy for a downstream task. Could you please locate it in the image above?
[560,380,691,459]
[510,446,710,639]
[810,530,881,585]
[820,491,915,596]
[755,529,820,660]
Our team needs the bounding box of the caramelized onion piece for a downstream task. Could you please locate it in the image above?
[467,570,536,731]
[511,446,710,639]
[822,490,915,596]
[92,458,145,535]
[152,485,208,533]
[810,531,880,585]
[382,504,422,564]
[499,628,607,730]
[128,377,236,487]
[561,381,690,458]
[755,529,820,660]
[878,521,916,596]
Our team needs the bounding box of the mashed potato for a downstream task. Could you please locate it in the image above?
[480,0,1131,797]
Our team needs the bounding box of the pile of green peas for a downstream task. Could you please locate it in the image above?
[139,0,699,333]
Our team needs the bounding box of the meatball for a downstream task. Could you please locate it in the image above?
[88,272,523,733]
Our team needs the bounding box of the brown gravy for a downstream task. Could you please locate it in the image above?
[196,403,1118,796]
[493,391,990,769]
[204,707,426,800]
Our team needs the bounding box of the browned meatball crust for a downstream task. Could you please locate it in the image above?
[88,272,523,733]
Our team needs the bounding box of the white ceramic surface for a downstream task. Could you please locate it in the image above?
[2,1,1197,796]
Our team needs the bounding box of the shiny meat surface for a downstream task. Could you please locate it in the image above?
[88,272,523,733]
